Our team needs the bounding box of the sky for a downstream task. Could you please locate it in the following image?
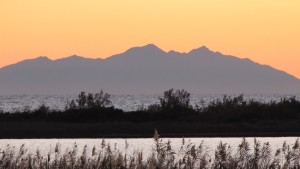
[1,0,300,78]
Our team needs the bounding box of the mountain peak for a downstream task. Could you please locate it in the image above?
[57,55,86,61]
[35,56,51,60]
[124,44,166,55]
[188,46,212,55]
[68,55,85,59]
[143,43,160,49]
[24,56,51,63]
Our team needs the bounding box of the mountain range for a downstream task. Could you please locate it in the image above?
[0,44,299,95]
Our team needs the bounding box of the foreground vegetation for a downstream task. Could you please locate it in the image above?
[0,89,299,137]
[0,131,300,169]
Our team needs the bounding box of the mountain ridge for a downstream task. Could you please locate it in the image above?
[0,44,299,95]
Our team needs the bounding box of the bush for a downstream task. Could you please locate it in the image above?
[158,89,192,112]
[67,90,112,110]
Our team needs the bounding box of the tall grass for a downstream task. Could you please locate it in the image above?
[0,131,299,169]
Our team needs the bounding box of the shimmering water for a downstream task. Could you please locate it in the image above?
[0,94,299,112]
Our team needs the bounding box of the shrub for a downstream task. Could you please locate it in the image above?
[159,88,192,112]
[68,90,112,110]
[76,91,87,109]
[94,90,112,108]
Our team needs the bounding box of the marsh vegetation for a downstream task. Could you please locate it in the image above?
[0,131,300,169]
[0,89,299,138]
[0,89,299,123]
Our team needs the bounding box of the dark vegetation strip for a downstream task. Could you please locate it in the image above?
[1,89,299,123]
[1,122,300,139]
[0,89,299,138]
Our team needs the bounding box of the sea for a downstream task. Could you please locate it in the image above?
[0,94,299,158]
[0,94,299,112]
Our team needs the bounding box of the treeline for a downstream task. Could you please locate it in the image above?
[0,89,299,123]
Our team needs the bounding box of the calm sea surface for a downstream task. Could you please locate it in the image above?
[0,94,299,112]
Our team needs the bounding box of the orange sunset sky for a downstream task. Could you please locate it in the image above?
[1,0,300,78]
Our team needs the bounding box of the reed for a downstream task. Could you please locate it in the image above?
[0,131,299,168]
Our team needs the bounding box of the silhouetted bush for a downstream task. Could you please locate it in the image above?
[159,88,192,112]
[145,89,194,116]
[77,91,87,109]
[67,90,112,110]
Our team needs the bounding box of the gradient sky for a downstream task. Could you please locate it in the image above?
[1,0,300,78]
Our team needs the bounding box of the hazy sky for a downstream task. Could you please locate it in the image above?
[1,0,300,78]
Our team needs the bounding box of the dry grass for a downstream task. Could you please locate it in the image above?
[0,131,299,169]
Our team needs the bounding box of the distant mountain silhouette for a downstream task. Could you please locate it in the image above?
[0,44,299,94]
